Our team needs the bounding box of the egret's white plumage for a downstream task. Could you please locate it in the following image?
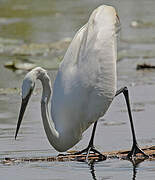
[16,5,119,152]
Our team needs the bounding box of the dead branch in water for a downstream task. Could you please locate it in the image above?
[1,145,155,165]
[137,63,155,70]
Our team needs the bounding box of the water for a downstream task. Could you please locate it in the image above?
[0,0,155,179]
[1,160,155,180]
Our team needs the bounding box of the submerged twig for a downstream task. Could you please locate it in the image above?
[137,63,155,70]
[1,145,155,165]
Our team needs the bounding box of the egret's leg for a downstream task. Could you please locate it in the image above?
[115,87,149,159]
[74,121,106,160]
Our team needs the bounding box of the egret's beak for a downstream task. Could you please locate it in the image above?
[15,90,32,139]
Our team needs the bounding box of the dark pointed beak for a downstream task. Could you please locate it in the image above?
[15,91,32,139]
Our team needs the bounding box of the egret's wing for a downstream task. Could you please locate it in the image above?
[53,5,119,135]
[61,5,118,98]
[60,23,88,69]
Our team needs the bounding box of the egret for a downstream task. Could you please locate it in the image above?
[15,5,148,160]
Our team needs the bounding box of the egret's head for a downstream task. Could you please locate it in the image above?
[15,75,35,139]
[15,67,49,139]
[15,68,39,140]
[22,67,47,99]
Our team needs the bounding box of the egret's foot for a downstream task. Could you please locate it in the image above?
[127,143,149,159]
[74,146,106,161]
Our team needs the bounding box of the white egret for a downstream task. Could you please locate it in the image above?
[15,5,148,160]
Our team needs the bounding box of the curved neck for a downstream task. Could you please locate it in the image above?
[38,74,61,151]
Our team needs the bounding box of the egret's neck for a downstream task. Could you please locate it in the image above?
[38,74,62,151]
[35,71,79,152]
[40,76,52,104]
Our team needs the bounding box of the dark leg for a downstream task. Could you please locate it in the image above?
[115,87,149,159]
[74,120,106,160]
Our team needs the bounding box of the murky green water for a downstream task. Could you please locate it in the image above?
[0,0,155,179]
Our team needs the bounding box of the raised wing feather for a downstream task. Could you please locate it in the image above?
[61,5,117,99]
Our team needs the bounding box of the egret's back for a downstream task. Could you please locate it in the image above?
[51,5,118,148]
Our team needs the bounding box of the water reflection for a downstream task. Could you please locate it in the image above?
[89,158,146,180]
[130,158,145,180]
[89,161,97,180]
